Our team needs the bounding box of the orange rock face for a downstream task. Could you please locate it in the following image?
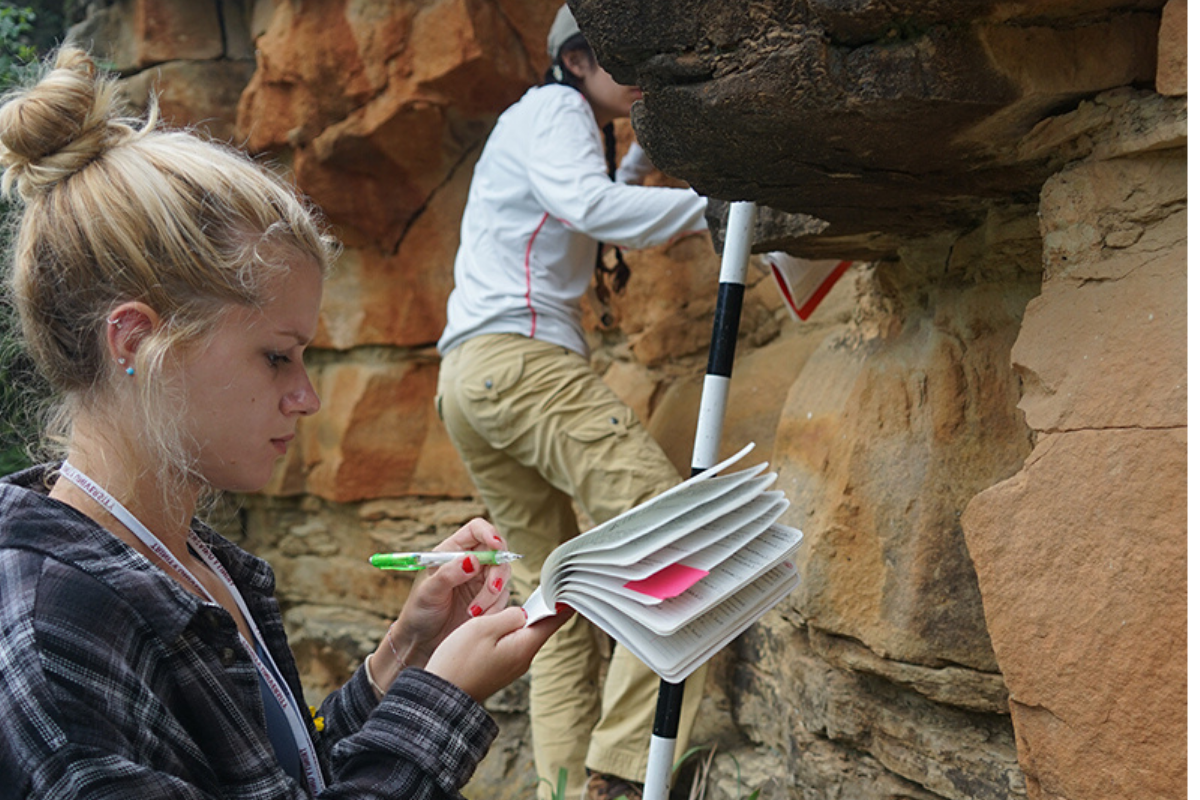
[963,145,1187,800]
[237,0,556,250]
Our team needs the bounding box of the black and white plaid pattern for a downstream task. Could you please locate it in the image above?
[0,465,497,799]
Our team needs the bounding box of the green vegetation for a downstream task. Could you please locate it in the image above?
[0,5,44,473]
[538,767,571,800]
[0,6,38,78]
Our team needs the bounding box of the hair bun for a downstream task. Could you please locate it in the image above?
[0,47,143,201]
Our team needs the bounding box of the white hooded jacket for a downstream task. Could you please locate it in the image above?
[438,83,709,357]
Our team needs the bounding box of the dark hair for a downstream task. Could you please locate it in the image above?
[544,33,630,307]
[543,32,594,89]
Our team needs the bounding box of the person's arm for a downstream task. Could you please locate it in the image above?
[313,520,570,796]
[527,96,708,249]
[320,668,499,799]
[361,518,514,694]
[1,549,503,800]
[325,610,569,798]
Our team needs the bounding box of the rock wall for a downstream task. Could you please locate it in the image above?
[64,1,1185,799]
[961,90,1187,799]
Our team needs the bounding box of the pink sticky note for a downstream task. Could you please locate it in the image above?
[623,563,709,600]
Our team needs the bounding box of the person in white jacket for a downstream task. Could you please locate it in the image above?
[436,7,710,800]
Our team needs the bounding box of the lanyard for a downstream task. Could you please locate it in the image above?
[59,462,326,796]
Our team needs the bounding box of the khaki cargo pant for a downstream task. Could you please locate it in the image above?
[437,334,705,800]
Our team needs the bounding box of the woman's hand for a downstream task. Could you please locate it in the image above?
[367,519,513,694]
[425,605,574,703]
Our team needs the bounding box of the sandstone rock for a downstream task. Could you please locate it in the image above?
[283,604,392,706]
[777,252,1039,671]
[808,628,1009,714]
[264,358,475,502]
[1156,0,1186,96]
[707,201,837,261]
[1017,151,1186,434]
[605,231,723,366]
[647,310,847,476]
[316,145,473,349]
[238,0,555,252]
[961,109,1186,799]
[731,616,1025,800]
[69,0,226,72]
[237,1,414,153]
[121,59,257,142]
[961,429,1186,800]
[1015,89,1186,167]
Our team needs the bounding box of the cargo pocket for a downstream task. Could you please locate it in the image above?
[565,404,637,445]
[559,405,677,519]
[460,353,527,447]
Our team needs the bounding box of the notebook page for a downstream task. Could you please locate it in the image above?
[565,560,800,681]
[560,523,802,635]
[537,444,759,587]
[557,472,776,571]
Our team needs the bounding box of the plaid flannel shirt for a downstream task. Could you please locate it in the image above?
[0,465,498,799]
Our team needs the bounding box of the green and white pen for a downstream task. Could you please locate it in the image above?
[369,550,523,571]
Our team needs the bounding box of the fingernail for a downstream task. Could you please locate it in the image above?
[492,534,503,544]
[521,607,528,621]
[555,603,568,614]
[493,578,504,591]
[462,557,475,574]
[470,605,483,617]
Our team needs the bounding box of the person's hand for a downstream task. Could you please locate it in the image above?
[367,519,513,694]
[425,605,574,703]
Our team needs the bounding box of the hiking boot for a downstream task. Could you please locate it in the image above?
[582,770,644,800]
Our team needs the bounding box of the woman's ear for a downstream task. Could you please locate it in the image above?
[104,301,159,372]
[561,49,594,82]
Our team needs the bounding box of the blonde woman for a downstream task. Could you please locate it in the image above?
[0,47,568,799]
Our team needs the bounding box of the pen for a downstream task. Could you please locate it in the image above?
[369,550,523,570]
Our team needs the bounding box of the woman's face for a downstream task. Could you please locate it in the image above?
[567,53,642,127]
[175,257,323,493]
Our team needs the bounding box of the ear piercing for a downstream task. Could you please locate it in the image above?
[110,317,133,374]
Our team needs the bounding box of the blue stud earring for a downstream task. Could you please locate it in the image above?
[118,358,134,376]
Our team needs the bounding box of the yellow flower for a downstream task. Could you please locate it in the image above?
[309,705,325,732]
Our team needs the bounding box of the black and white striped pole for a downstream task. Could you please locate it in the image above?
[642,200,758,800]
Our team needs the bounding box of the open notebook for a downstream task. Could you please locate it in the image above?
[524,444,802,682]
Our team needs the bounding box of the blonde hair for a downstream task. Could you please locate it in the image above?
[0,47,336,485]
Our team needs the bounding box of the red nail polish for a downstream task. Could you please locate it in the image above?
[493,534,503,544]
[493,578,504,591]
[555,603,568,614]
[521,607,528,621]
[470,605,483,617]
[462,558,475,574]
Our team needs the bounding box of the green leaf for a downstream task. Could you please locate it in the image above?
[536,766,571,800]
[0,6,37,90]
